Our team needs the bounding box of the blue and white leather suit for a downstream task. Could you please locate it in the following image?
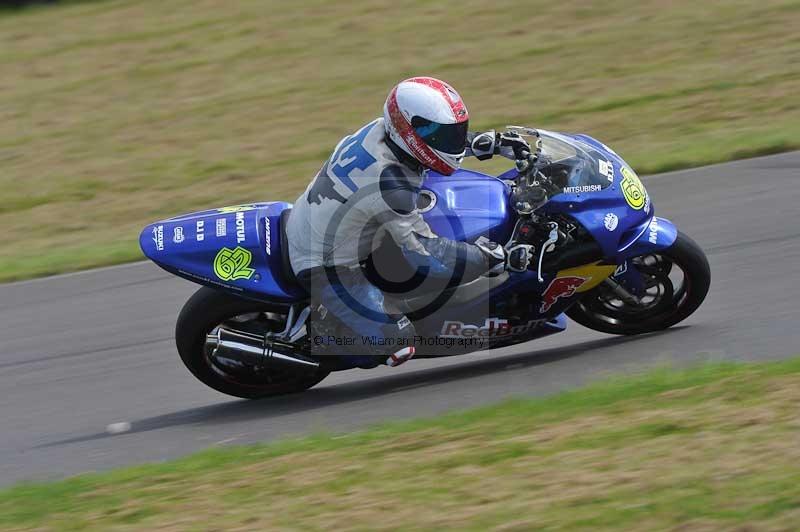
[286,118,497,363]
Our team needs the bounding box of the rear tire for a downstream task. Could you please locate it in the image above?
[565,231,710,335]
[176,287,329,399]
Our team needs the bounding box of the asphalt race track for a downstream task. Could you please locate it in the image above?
[2,152,799,486]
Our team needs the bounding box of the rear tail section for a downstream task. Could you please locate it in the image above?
[139,202,303,302]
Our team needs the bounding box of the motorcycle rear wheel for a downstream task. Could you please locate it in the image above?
[176,287,329,399]
[565,231,710,335]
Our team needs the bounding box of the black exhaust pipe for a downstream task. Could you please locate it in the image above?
[206,327,319,370]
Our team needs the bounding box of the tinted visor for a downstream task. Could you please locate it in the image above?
[411,116,469,155]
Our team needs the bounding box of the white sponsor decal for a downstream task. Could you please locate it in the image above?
[644,194,651,214]
[264,216,271,255]
[403,131,438,167]
[215,218,227,237]
[236,211,246,244]
[440,317,544,338]
[604,213,619,231]
[599,160,614,182]
[563,184,602,194]
[172,226,185,244]
[196,220,205,242]
[649,217,660,244]
[152,225,164,251]
[397,316,410,330]
[614,261,628,276]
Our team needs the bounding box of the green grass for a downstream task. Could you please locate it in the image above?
[1,0,799,282]
[3,357,800,530]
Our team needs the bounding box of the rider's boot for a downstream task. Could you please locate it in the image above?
[386,346,415,367]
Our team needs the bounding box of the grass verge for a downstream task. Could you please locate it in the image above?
[2,357,800,530]
[2,0,800,282]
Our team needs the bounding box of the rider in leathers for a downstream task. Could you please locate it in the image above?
[286,77,534,367]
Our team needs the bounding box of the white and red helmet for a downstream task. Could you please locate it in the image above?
[383,77,469,176]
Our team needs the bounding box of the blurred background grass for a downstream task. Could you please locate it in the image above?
[1,0,799,282]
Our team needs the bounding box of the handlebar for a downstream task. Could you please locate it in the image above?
[503,127,560,215]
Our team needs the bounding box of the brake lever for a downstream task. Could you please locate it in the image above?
[537,222,559,283]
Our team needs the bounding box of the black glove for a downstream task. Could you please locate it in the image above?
[470,130,497,161]
[470,130,532,161]
[474,237,534,275]
[497,131,531,160]
[505,243,535,272]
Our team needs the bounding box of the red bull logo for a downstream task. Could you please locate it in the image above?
[540,276,587,313]
[440,318,545,338]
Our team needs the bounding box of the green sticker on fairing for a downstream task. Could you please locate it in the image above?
[621,167,647,210]
[217,205,256,213]
[213,246,255,281]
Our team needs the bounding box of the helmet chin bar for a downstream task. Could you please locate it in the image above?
[431,147,465,176]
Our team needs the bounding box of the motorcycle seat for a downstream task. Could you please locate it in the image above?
[278,209,304,292]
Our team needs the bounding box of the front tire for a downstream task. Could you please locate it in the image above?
[176,287,329,399]
[566,231,710,335]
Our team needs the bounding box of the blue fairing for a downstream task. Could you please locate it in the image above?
[617,216,678,259]
[538,132,655,259]
[139,202,303,302]
[421,169,514,244]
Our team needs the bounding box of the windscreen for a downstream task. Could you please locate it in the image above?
[536,131,614,194]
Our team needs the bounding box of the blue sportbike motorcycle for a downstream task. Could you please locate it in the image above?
[140,128,710,399]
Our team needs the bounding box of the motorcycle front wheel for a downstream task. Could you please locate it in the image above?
[565,231,711,336]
